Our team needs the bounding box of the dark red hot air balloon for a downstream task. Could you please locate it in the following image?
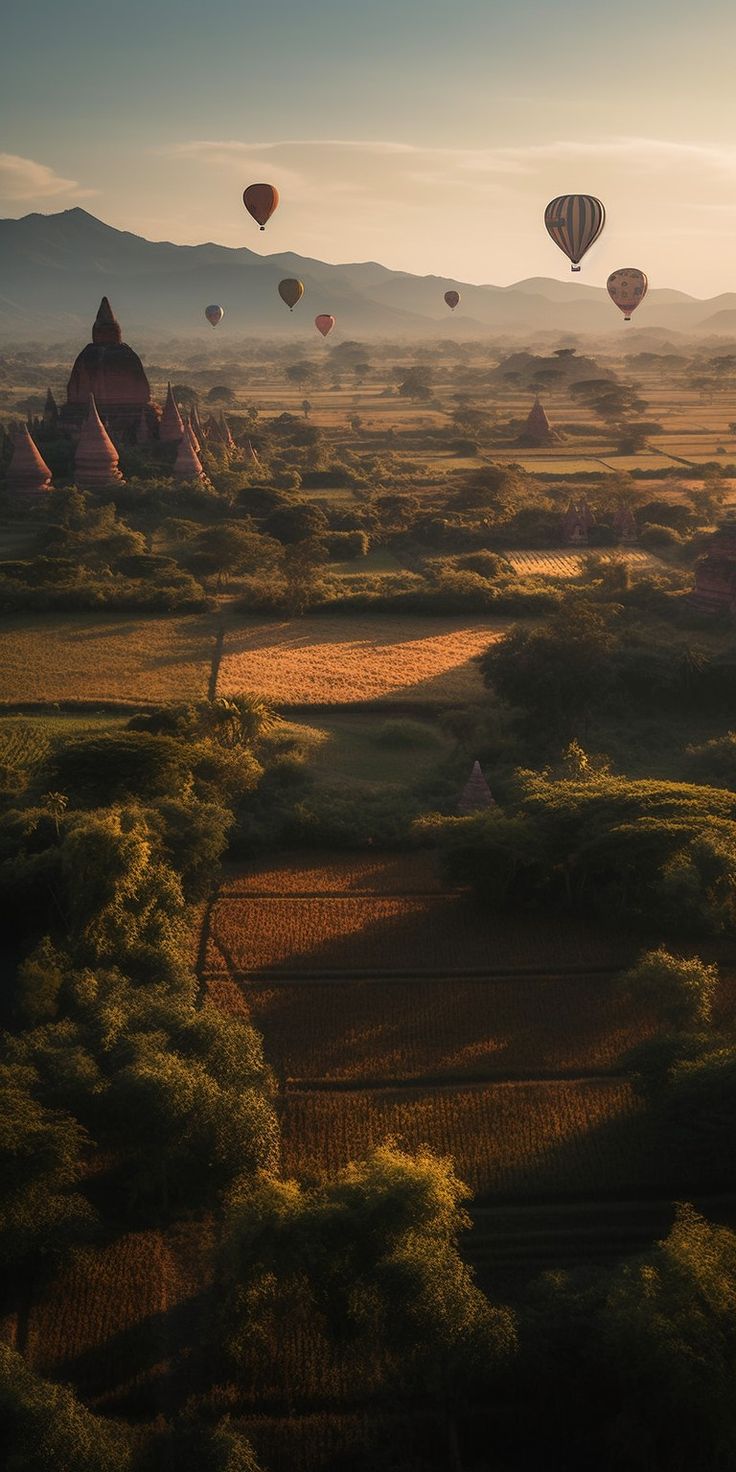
[243,183,279,231]
[444,290,460,310]
[315,315,335,338]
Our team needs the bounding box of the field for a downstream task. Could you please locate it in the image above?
[506,548,660,578]
[0,712,127,769]
[232,975,661,1083]
[205,890,631,976]
[0,613,216,706]
[217,615,505,707]
[280,1078,649,1200]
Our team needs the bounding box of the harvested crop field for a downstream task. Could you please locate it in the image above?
[217,615,505,706]
[0,613,216,706]
[24,1222,214,1412]
[233,975,660,1084]
[204,892,634,976]
[218,850,445,896]
[281,1078,652,1200]
[507,548,660,578]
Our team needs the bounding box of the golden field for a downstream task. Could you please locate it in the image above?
[0,613,215,705]
[217,615,505,706]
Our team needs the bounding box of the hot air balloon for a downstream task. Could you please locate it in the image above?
[444,290,460,310]
[205,305,224,327]
[315,315,335,338]
[544,195,605,272]
[243,183,279,231]
[607,268,648,322]
[278,278,304,311]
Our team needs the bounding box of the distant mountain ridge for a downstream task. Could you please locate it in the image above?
[0,207,733,342]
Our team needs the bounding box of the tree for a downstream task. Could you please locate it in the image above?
[264,502,328,545]
[200,693,277,750]
[398,365,433,400]
[620,947,718,1029]
[284,362,313,386]
[171,384,199,408]
[181,522,279,589]
[207,386,237,405]
[222,1145,515,1452]
[0,1345,134,1472]
[479,599,617,734]
[45,733,192,808]
[0,1064,94,1267]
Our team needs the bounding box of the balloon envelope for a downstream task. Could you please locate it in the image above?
[278,278,305,310]
[607,268,648,321]
[544,195,605,271]
[444,290,460,310]
[205,305,224,327]
[315,314,335,338]
[243,183,279,231]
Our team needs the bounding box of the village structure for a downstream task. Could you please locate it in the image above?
[516,397,562,448]
[458,760,495,814]
[1,297,250,500]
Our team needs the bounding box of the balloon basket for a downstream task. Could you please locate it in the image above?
[571,266,581,273]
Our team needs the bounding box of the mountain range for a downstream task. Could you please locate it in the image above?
[1,207,735,344]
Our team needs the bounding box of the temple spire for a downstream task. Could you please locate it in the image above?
[6,424,53,501]
[74,395,124,488]
[173,423,206,481]
[458,760,494,815]
[92,296,122,347]
[159,382,184,442]
[43,387,59,427]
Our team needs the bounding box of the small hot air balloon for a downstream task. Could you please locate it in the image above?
[205,304,224,327]
[243,183,279,231]
[315,315,335,338]
[278,278,305,311]
[444,290,460,310]
[544,195,605,272]
[607,268,648,322]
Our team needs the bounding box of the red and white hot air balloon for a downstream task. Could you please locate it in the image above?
[607,268,648,322]
[205,305,224,327]
[315,314,335,338]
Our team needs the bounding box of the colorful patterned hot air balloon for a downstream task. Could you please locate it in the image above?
[243,183,279,231]
[278,278,305,311]
[607,268,648,322]
[444,290,460,310]
[544,195,605,272]
[315,315,335,338]
[205,305,224,327]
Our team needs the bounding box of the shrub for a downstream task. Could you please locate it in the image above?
[620,947,718,1029]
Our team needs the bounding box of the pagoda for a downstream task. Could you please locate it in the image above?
[458,760,495,815]
[692,513,736,616]
[173,424,206,482]
[159,384,185,443]
[61,297,158,439]
[562,498,595,546]
[516,397,562,448]
[5,425,53,502]
[74,396,124,488]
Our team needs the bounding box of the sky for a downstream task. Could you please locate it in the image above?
[2,0,736,294]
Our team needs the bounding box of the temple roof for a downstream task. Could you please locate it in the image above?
[458,760,494,815]
[174,424,205,480]
[74,395,123,487]
[66,298,151,411]
[6,425,53,495]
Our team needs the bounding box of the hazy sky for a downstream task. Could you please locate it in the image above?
[2,0,736,293]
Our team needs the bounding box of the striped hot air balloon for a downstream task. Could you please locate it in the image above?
[607,268,648,322]
[444,290,460,310]
[544,195,605,272]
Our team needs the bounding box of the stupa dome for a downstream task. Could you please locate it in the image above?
[63,298,153,435]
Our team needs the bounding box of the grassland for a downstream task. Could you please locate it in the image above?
[218,615,505,707]
[0,712,127,770]
[0,613,216,706]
